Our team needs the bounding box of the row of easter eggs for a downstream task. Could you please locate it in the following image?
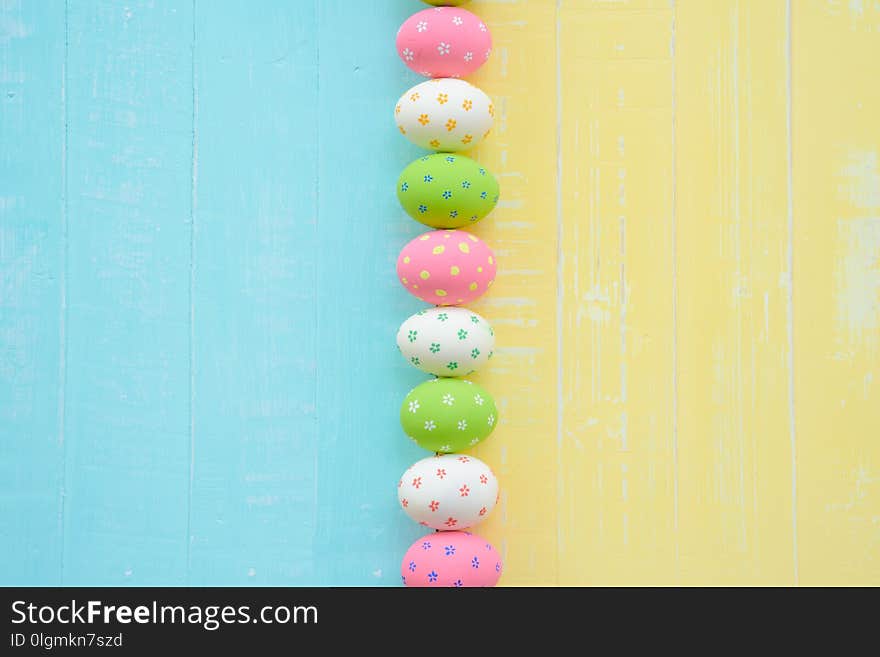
[395,3,502,588]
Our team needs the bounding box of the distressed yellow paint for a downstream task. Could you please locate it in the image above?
[469,0,879,586]
[792,0,880,586]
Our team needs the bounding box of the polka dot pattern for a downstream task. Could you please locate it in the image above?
[397,229,497,306]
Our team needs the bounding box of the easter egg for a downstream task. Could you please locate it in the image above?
[397,229,497,306]
[397,153,499,229]
[400,378,498,453]
[398,454,499,530]
[397,307,495,377]
[396,7,492,79]
[401,531,502,587]
[395,78,494,152]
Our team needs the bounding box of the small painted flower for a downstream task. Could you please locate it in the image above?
[445,156,455,163]
[407,329,418,342]
[480,474,488,484]
[400,182,408,192]
[437,42,451,55]
[461,134,473,144]
[398,479,402,488]
[474,394,484,406]
[401,498,409,507]
[459,484,470,497]
[412,476,422,489]
[444,517,458,527]
[464,52,473,63]
[452,16,463,26]
[423,174,433,182]
[416,21,428,32]
[457,456,470,463]
[442,190,452,199]
[424,420,436,431]
[487,414,495,426]
[488,104,495,117]
[418,114,430,125]
[470,347,480,358]
[436,93,448,104]
[429,500,439,512]
[480,191,488,199]
[479,22,487,32]
[408,561,417,572]
[444,545,456,556]
[472,557,480,569]
[429,139,441,148]
[446,362,458,371]
[470,215,478,222]
[442,393,455,406]
[479,506,487,516]
[461,180,471,188]
[439,444,451,452]
[427,570,438,582]
[395,104,401,115]
[402,48,414,61]
[453,579,463,587]
[485,48,491,60]
[408,400,420,413]
[437,312,448,321]
[457,329,468,340]
[457,419,467,431]
[469,437,480,446]
[496,562,502,572]
[422,541,432,550]
[418,204,428,214]
[449,210,458,218]
[436,468,446,479]
[493,194,499,203]
[411,356,421,366]
[410,92,420,101]
[429,343,441,353]
[445,118,457,131]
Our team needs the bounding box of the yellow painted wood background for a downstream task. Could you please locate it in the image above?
[467,0,879,585]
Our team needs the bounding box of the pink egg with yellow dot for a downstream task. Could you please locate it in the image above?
[397,229,497,306]
[396,7,492,79]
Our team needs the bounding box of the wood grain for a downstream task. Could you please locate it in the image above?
[1,0,877,586]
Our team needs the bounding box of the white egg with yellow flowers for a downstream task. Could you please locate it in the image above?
[395,78,494,152]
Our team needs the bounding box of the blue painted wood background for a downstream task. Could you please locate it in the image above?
[1,0,430,586]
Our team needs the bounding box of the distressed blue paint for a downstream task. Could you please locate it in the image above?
[0,0,66,586]
[1,0,433,585]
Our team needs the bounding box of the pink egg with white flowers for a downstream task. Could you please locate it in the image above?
[397,229,497,306]
[396,7,492,79]
[401,531,502,587]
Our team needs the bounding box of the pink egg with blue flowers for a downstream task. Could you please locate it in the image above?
[397,229,497,306]
[396,7,492,79]
[401,531,502,587]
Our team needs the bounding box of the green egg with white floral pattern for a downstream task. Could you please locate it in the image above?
[397,153,499,229]
[397,307,495,377]
[400,379,498,453]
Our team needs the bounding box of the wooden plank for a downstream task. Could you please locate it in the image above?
[61,0,192,585]
[0,0,65,585]
[188,0,322,585]
[464,0,560,585]
[792,0,880,586]
[312,0,431,586]
[675,0,795,584]
[558,0,677,585]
